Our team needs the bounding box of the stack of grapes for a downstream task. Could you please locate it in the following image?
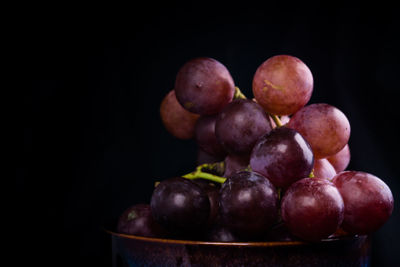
[117,56,394,242]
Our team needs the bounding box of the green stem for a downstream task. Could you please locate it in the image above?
[309,170,315,178]
[270,114,283,127]
[182,163,227,184]
[234,86,247,99]
[183,171,226,184]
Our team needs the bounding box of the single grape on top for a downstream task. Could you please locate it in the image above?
[117,55,393,246]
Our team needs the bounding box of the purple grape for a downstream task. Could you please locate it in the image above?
[332,171,394,235]
[250,127,314,189]
[174,57,235,115]
[219,171,279,238]
[150,177,210,235]
[192,178,220,226]
[223,154,250,178]
[196,148,224,165]
[215,99,273,155]
[281,178,344,241]
[117,204,166,237]
[195,115,227,157]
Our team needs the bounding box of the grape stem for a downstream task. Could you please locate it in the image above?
[234,86,247,99]
[270,114,283,127]
[183,163,227,184]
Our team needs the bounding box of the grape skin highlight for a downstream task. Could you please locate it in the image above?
[281,178,344,242]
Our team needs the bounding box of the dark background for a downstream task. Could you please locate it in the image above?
[18,3,399,267]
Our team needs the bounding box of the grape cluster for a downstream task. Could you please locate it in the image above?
[117,55,394,243]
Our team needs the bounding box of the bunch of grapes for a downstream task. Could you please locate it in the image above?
[117,55,394,243]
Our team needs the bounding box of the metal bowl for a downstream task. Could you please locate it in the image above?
[106,229,370,267]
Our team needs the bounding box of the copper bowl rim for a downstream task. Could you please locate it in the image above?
[105,228,364,247]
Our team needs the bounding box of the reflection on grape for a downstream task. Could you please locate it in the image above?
[150,177,210,235]
[332,171,394,235]
[250,127,314,189]
[287,103,350,159]
[252,55,313,115]
[219,171,279,238]
[281,178,344,241]
[175,57,235,115]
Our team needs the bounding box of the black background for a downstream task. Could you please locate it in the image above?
[18,3,399,267]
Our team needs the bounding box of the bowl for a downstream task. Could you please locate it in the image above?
[106,229,371,267]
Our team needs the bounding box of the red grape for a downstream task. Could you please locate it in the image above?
[219,171,279,238]
[174,57,235,115]
[327,144,351,173]
[313,159,336,180]
[332,171,394,235]
[287,103,350,159]
[160,90,199,139]
[250,127,314,189]
[281,178,344,241]
[195,115,227,157]
[117,204,166,237]
[215,99,273,155]
[252,55,313,115]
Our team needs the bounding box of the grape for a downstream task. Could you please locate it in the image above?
[117,204,166,237]
[313,159,336,180]
[252,55,313,115]
[219,171,279,238]
[196,148,224,165]
[327,144,351,173]
[174,57,235,115]
[332,171,394,235]
[281,178,344,242]
[150,177,210,235]
[287,103,351,159]
[205,224,239,242]
[160,90,199,139]
[215,99,273,155]
[264,223,299,242]
[192,178,220,226]
[250,127,314,189]
[223,154,249,178]
[195,115,227,157]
